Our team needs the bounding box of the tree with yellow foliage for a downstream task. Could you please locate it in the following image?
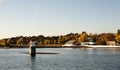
[17,37,24,46]
[115,35,120,43]
[78,31,87,42]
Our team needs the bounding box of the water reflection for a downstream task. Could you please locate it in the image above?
[30,55,36,70]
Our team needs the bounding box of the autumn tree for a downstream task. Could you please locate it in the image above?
[115,32,120,43]
[17,37,24,46]
[6,38,11,46]
[88,33,98,42]
[44,39,50,45]
[78,31,88,42]
[96,33,115,45]
[1,39,7,46]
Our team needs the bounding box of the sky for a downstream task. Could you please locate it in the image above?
[0,0,120,39]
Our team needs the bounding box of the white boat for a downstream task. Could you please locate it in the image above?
[62,40,79,47]
[62,44,77,47]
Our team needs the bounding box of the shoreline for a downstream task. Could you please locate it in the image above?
[81,45,120,48]
[0,45,120,49]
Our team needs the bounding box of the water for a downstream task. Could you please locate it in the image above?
[0,48,120,70]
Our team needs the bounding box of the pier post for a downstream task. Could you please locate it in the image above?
[29,47,36,56]
[29,39,36,56]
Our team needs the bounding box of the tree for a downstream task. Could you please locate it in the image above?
[78,31,87,42]
[96,33,115,45]
[17,37,24,46]
[44,39,50,45]
[6,38,11,45]
[58,36,62,44]
[117,29,120,35]
[115,35,120,43]
[1,39,7,46]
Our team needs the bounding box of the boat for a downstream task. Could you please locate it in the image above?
[62,40,80,48]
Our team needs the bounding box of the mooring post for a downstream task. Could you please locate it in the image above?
[29,39,36,56]
[29,47,36,56]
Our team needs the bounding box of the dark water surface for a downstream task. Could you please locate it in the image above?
[0,48,120,70]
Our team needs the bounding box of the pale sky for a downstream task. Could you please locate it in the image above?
[0,0,120,39]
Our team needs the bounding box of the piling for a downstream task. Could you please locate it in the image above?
[29,47,36,56]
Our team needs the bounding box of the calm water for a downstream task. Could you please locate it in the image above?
[0,48,120,70]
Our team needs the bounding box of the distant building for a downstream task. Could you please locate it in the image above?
[106,41,116,46]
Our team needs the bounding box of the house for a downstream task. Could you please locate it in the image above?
[106,41,116,46]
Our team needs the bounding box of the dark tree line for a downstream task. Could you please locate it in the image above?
[0,30,120,48]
